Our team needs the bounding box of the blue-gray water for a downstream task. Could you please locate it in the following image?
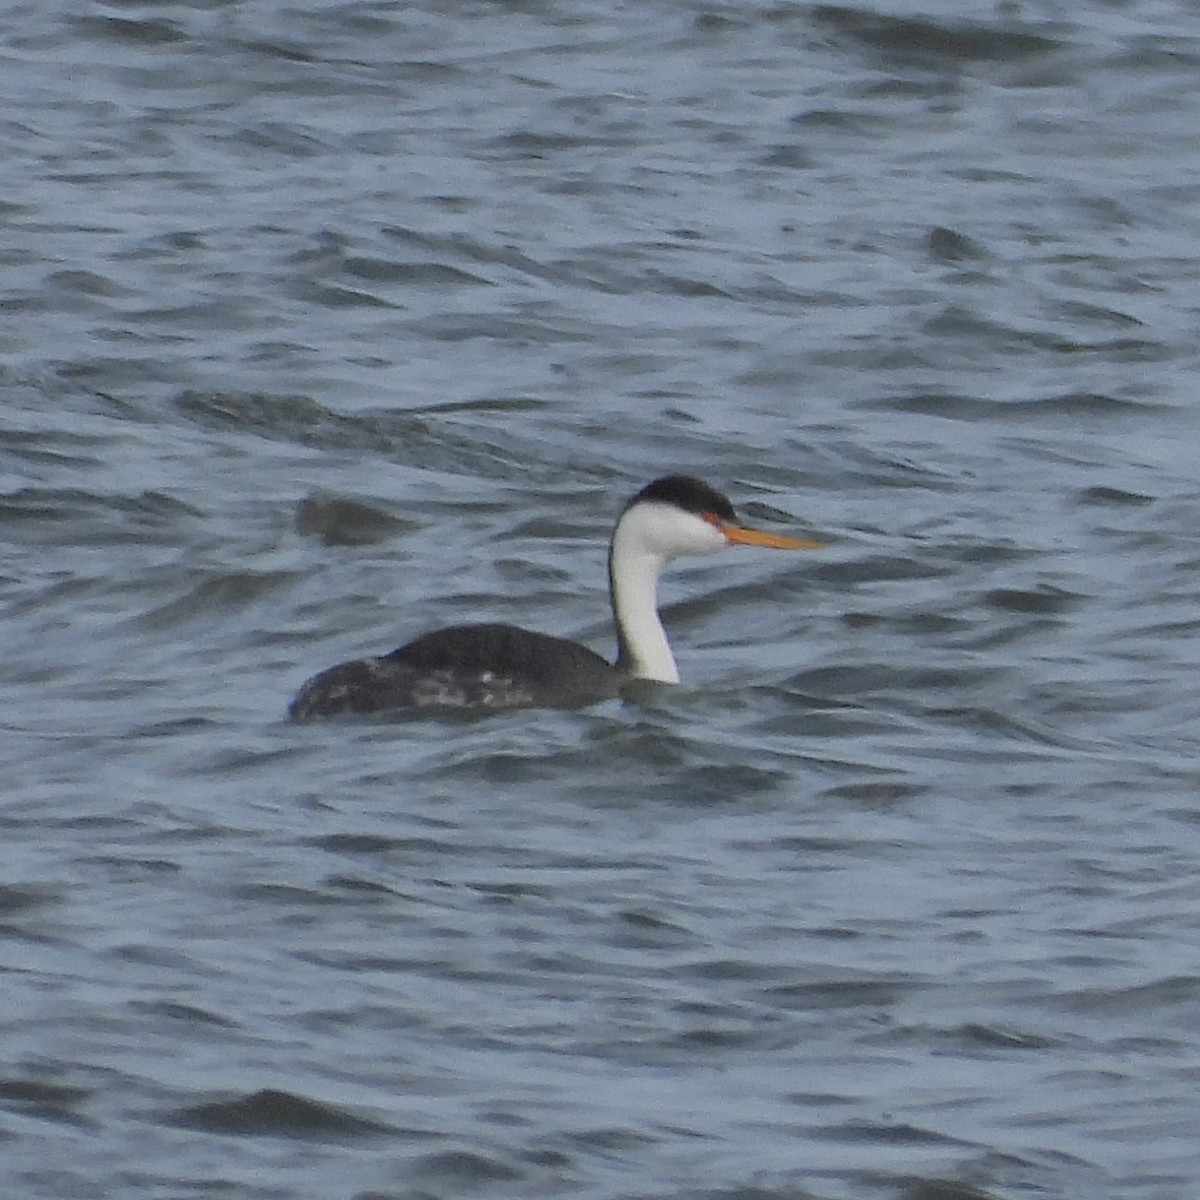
[4,2,1200,1197]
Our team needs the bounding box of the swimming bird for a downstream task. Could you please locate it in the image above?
[288,475,821,719]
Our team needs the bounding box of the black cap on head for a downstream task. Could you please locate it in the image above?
[627,476,737,522]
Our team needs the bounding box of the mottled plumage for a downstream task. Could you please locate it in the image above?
[288,623,618,719]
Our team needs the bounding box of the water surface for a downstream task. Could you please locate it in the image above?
[3,2,1200,1198]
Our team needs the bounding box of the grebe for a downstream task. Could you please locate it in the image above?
[288,475,821,719]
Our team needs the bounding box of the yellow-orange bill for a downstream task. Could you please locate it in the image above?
[722,523,824,550]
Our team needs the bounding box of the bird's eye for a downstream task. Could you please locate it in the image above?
[701,511,721,527]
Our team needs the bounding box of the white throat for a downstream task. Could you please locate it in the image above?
[607,501,726,683]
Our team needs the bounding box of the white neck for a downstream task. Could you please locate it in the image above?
[604,489,771,684]
[608,520,679,683]
[607,501,727,683]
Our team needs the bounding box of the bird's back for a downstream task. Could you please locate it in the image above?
[288,623,619,719]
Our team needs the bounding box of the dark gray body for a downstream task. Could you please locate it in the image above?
[288,623,621,720]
